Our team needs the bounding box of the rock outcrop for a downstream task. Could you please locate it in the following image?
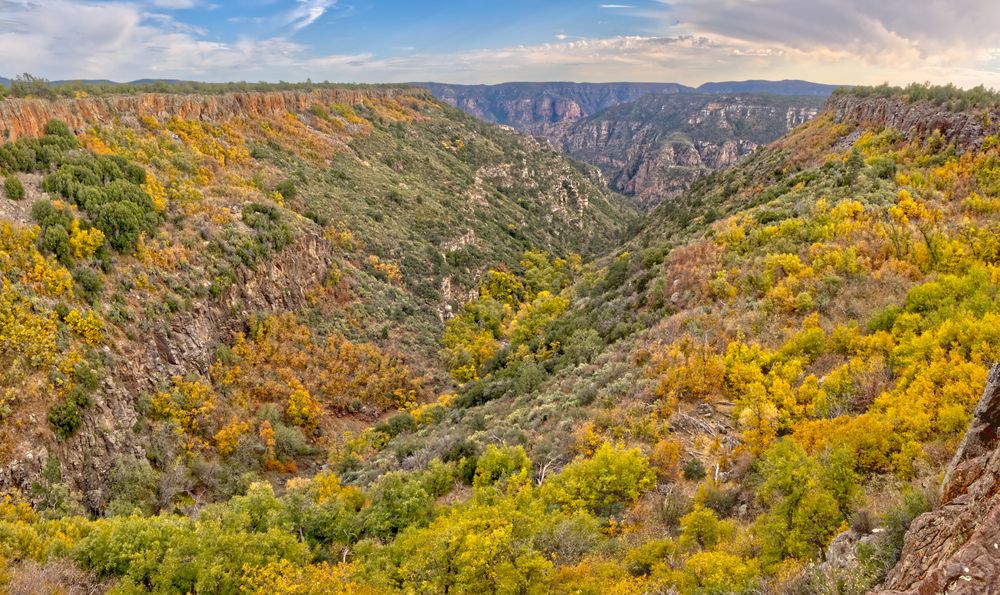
[419,82,690,133]
[877,363,1000,594]
[0,87,425,141]
[549,94,823,209]
[829,93,997,150]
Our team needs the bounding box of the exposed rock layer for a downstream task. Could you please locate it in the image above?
[877,363,1000,594]
[549,94,823,209]
[828,93,996,150]
[0,87,425,140]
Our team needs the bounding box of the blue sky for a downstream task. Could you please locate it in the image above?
[1,0,999,87]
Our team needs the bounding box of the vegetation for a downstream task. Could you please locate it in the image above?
[2,84,1000,592]
[834,82,1000,109]
[1,72,426,100]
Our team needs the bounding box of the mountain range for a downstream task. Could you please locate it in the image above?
[419,79,842,131]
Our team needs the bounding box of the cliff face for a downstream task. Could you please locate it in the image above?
[828,93,995,150]
[550,94,823,210]
[876,363,1000,594]
[420,82,690,133]
[0,87,425,141]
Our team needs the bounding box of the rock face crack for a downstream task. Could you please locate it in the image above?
[876,362,1000,595]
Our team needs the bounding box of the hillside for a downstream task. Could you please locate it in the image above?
[0,86,633,517]
[1,84,999,593]
[550,93,825,209]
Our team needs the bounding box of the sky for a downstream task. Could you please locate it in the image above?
[1,0,1000,87]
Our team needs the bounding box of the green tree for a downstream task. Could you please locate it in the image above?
[474,445,531,489]
[95,200,149,252]
[362,472,434,539]
[542,443,655,517]
[4,174,24,200]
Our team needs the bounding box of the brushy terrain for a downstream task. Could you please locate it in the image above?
[1,83,999,594]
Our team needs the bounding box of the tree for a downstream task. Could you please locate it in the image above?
[474,445,531,489]
[10,73,55,99]
[362,472,433,539]
[4,175,24,200]
[95,200,148,252]
[542,443,655,517]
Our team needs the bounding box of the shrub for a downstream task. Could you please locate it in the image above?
[41,224,71,263]
[95,201,149,252]
[362,472,434,539]
[543,443,656,517]
[4,174,24,200]
[72,266,102,299]
[44,119,75,139]
[682,458,707,481]
[32,199,72,229]
[106,456,161,516]
[48,399,84,440]
[473,445,531,488]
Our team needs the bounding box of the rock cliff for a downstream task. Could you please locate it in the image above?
[828,93,997,150]
[419,82,690,133]
[0,87,425,141]
[876,363,1000,594]
[549,94,823,209]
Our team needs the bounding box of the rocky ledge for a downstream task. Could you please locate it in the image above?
[0,86,426,140]
[829,94,998,150]
[877,363,1000,594]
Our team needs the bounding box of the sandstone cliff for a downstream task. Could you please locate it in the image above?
[876,363,1000,594]
[420,82,690,133]
[550,94,823,209]
[0,87,426,141]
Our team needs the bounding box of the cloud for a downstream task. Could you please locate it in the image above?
[0,0,317,80]
[148,0,201,8]
[285,0,335,33]
[600,4,634,8]
[656,0,1000,69]
[2,0,999,87]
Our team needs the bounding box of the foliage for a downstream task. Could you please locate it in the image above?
[3,175,24,200]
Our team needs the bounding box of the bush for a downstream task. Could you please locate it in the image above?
[95,201,149,252]
[32,199,72,229]
[362,472,434,539]
[473,445,531,488]
[274,179,298,201]
[44,119,75,139]
[542,443,656,517]
[375,412,416,438]
[73,362,101,391]
[4,174,24,200]
[106,456,161,516]
[72,266,103,299]
[41,224,71,263]
[48,399,84,440]
[682,458,707,481]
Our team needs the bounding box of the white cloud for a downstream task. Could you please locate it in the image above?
[1,0,999,87]
[285,0,335,33]
[148,0,200,8]
[0,0,321,80]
